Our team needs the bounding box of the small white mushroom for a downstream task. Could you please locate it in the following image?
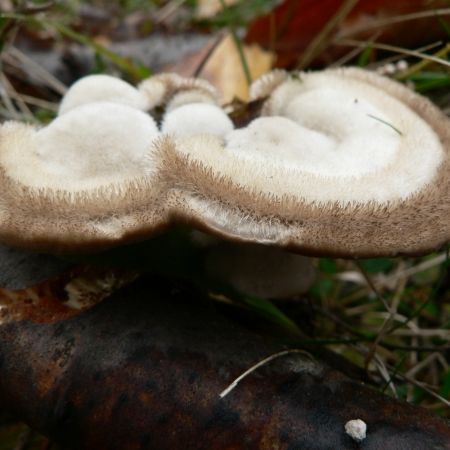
[1,102,160,190]
[162,103,234,138]
[59,74,149,114]
[345,419,367,442]
[139,72,220,109]
[59,73,221,115]
[157,73,232,138]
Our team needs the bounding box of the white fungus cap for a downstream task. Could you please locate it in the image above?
[162,103,234,138]
[1,102,160,190]
[218,71,443,204]
[59,75,149,114]
[166,68,450,257]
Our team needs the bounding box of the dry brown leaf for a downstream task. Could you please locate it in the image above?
[201,34,274,102]
[0,267,137,325]
[165,33,274,102]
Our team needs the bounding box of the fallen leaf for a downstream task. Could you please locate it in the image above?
[165,33,274,102]
[246,0,450,68]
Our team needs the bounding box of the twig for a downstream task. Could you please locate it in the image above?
[380,353,407,394]
[395,43,450,80]
[154,0,187,24]
[374,354,398,397]
[406,353,442,379]
[13,427,31,450]
[0,76,20,119]
[193,31,227,78]
[297,0,360,70]
[364,276,406,369]
[366,113,403,135]
[338,8,450,38]
[330,32,381,67]
[334,38,450,70]
[0,71,33,117]
[354,261,392,313]
[387,249,449,334]
[389,363,450,408]
[6,91,58,111]
[5,46,67,95]
[218,0,252,86]
[391,329,450,339]
[219,349,313,398]
[367,41,443,70]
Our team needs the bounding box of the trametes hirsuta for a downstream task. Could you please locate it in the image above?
[0,68,448,259]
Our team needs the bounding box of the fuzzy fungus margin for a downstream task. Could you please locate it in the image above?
[0,68,448,257]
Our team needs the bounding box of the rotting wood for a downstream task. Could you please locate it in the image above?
[0,275,449,449]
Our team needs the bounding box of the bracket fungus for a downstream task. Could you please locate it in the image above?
[0,68,448,256]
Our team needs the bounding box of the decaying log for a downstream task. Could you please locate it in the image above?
[0,243,69,289]
[0,275,449,449]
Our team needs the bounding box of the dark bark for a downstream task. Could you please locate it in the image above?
[0,276,448,450]
[0,243,70,289]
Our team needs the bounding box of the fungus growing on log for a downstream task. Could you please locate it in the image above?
[0,68,448,256]
[167,68,450,257]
